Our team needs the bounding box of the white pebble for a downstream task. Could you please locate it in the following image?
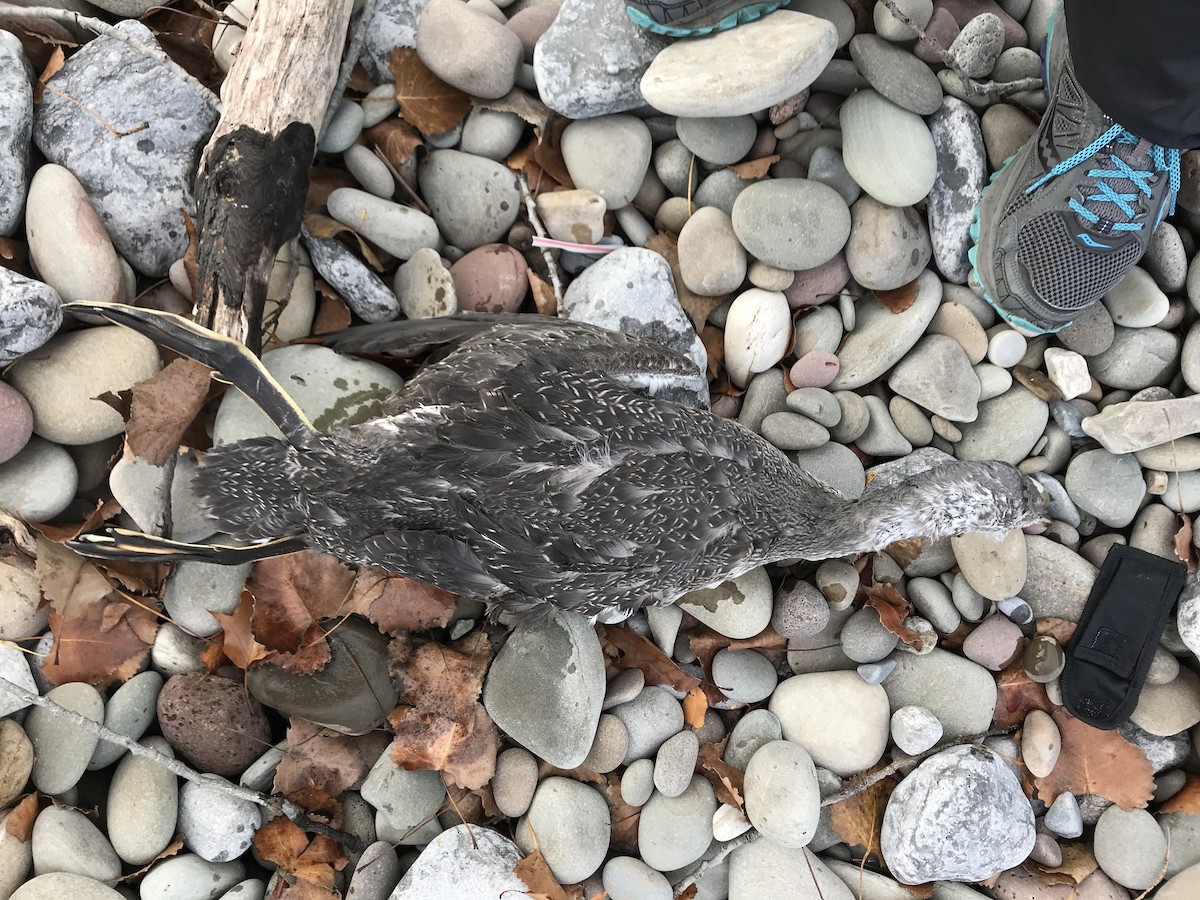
[986,328,1027,368]
[890,705,943,755]
[723,289,792,388]
[1043,347,1092,400]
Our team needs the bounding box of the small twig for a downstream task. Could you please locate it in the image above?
[0,5,221,111]
[0,674,366,852]
[516,172,565,309]
[672,829,761,895]
[875,0,1042,99]
[318,0,374,142]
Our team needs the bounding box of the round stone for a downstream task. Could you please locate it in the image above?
[769,671,890,776]
[107,736,180,866]
[881,648,996,738]
[25,683,104,795]
[89,670,163,770]
[415,0,522,99]
[711,649,778,704]
[157,674,271,777]
[845,195,932,292]
[890,705,943,755]
[653,729,699,799]
[840,606,901,663]
[609,685,684,765]
[139,854,246,900]
[621,758,655,807]
[178,776,259,862]
[31,806,120,884]
[583,714,629,775]
[1023,635,1065,683]
[677,566,773,638]
[961,614,1024,671]
[848,34,943,115]
[602,856,672,900]
[515,777,610,884]
[10,874,125,900]
[1065,448,1146,528]
[418,150,521,250]
[731,179,851,272]
[743,740,820,848]
[637,775,717,872]
[0,437,77,523]
[1093,806,1168,890]
[1103,265,1170,328]
[676,115,757,166]
[492,747,538,818]
[677,206,747,296]
[325,188,440,260]
[1021,709,1061,778]
[771,581,831,639]
[561,116,651,210]
[449,243,527,313]
[840,90,938,208]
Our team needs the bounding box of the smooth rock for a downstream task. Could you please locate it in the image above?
[638,775,717,872]
[536,189,606,244]
[483,609,606,768]
[326,188,440,260]
[360,751,445,837]
[654,730,699,798]
[728,835,855,900]
[561,115,651,210]
[492,747,538,818]
[450,243,526,313]
[1090,325,1180,390]
[771,580,832,639]
[640,12,838,117]
[881,745,1035,883]
[1093,805,1168,890]
[889,334,981,421]
[32,22,219,275]
[10,873,124,900]
[927,96,987,283]
[848,34,943,115]
[107,735,179,865]
[891,705,944,755]
[139,854,246,900]
[1022,535,1097,621]
[1065,448,1145,527]
[845,196,931,291]
[418,150,520,249]
[951,528,1026,601]
[416,0,521,98]
[603,857,672,900]
[731,179,851,272]
[955,384,1049,464]
[584,713,629,775]
[677,566,773,639]
[1102,265,1170,328]
[677,115,757,166]
[31,806,120,884]
[874,0,933,39]
[743,740,820,848]
[841,90,938,208]
[621,758,655,807]
[26,682,103,794]
[1021,708,1061,777]
[1129,667,1200,736]
[678,206,747,295]
[711,649,778,704]
[881,648,996,737]
[178,776,261,862]
[769,671,890,776]
[393,247,457,319]
[301,228,399,323]
[0,437,78,523]
[392,825,529,900]
[515,777,610,884]
[724,288,792,387]
[610,685,684,765]
[89,670,163,769]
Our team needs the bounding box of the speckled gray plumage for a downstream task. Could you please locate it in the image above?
[196,317,1046,623]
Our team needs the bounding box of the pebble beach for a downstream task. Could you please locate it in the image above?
[2,0,1200,899]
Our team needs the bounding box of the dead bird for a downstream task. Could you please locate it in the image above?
[67,303,1048,624]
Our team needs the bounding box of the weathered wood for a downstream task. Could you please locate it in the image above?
[193,0,354,350]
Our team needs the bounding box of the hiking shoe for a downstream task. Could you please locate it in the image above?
[968,4,1182,334]
[625,0,787,36]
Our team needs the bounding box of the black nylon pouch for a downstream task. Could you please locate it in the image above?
[1060,544,1187,730]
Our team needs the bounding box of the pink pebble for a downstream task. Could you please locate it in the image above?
[962,614,1025,671]
[784,252,850,308]
[790,351,840,388]
[506,6,559,60]
[450,244,528,314]
[0,382,33,465]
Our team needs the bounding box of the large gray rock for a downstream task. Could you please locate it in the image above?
[728,835,855,900]
[955,384,1049,465]
[880,648,995,738]
[32,21,219,275]
[300,228,399,324]
[881,745,1036,884]
[534,0,668,119]
[0,268,61,365]
[888,334,980,422]
[418,150,520,250]
[514,777,610,884]
[0,30,33,236]
[927,97,986,283]
[392,825,529,900]
[360,0,432,83]
[483,609,606,768]
[1022,535,1098,621]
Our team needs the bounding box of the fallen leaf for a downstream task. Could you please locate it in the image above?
[364,118,424,169]
[303,213,384,271]
[116,835,185,884]
[605,773,641,850]
[0,236,32,277]
[513,848,568,900]
[696,740,744,810]
[209,591,269,671]
[247,551,357,653]
[1029,841,1099,886]
[506,139,560,195]
[1158,774,1200,814]
[700,325,725,379]
[4,794,37,840]
[1176,513,1198,572]
[31,497,123,544]
[312,282,354,334]
[532,117,574,191]
[883,538,924,568]
[306,164,360,211]
[599,624,721,704]
[729,155,779,179]
[644,232,723,334]
[1033,708,1154,809]
[688,625,787,674]
[477,88,549,130]
[252,816,345,900]
[528,268,557,317]
[36,537,112,620]
[875,282,919,313]
[676,888,698,900]
[992,660,1055,728]
[126,358,212,465]
[43,600,157,689]
[33,46,63,103]
[274,719,368,817]
[862,583,921,646]
[1036,617,1077,645]
[828,765,898,866]
[683,686,708,729]
[142,5,222,91]
[389,47,471,135]
[348,566,456,633]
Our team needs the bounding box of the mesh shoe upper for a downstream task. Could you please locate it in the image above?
[624,0,786,36]
[970,6,1182,334]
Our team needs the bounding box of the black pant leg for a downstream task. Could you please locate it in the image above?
[1065,0,1200,149]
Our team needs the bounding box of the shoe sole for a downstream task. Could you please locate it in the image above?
[967,7,1065,335]
[626,0,786,36]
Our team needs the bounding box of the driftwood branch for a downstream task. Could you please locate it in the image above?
[192,0,354,350]
[0,673,366,852]
[516,172,565,310]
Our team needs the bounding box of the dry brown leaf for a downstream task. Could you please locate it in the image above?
[4,794,37,841]
[528,268,558,317]
[676,887,699,900]
[1175,513,1198,572]
[862,583,921,646]
[992,660,1055,728]
[116,835,185,884]
[683,686,708,729]
[700,325,725,379]
[1158,774,1200,814]
[0,236,32,277]
[606,773,641,850]
[514,848,568,900]
[1029,841,1099,886]
[1036,617,1077,645]
[688,626,788,674]
[247,551,357,653]
[696,740,745,810]
[828,765,898,866]
[533,117,574,191]
[599,624,722,704]
[209,591,269,671]
[274,719,368,817]
[306,164,360,211]
[729,155,779,179]
[1033,708,1154,809]
[36,536,112,620]
[252,816,345,900]
[389,47,471,135]
[304,213,385,271]
[477,89,549,131]
[364,118,424,169]
[43,600,157,689]
[644,232,724,334]
[348,566,456,633]
[875,282,919,313]
[312,282,354,335]
[33,497,123,544]
[125,358,212,464]
[33,46,63,103]
[143,4,222,91]
[884,537,925,568]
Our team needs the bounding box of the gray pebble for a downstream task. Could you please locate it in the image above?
[0,31,32,236]
[621,758,655,806]
[343,145,394,198]
[326,187,439,260]
[610,685,685,765]
[460,107,525,161]
[723,709,783,771]
[31,806,120,884]
[0,269,63,365]
[676,115,757,166]
[583,714,630,774]
[786,388,842,427]
[761,411,829,451]
[603,668,646,710]
[738,370,788,434]
[603,856,672,900]
[653,730,699,798]
[711,649,778,704]
[345,842,400,900]
[857,395,913,457]
[907,577,962,634]
[26,683,103,795]
[492,747,538,818]
[829,390,870,443]
[771,581,831,639]
[637,776,716,872]
[857,659,897,684]
[1044,791,1084,838]
[890,705,944,755]
[139,854,246,900]
[318,100,364,154]
[89,670,163,770]
[178,776,259,862]
[805,145,861,207]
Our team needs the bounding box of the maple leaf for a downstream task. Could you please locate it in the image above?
[252,816,345,900]
[274,719,368,817]
[875,282,919,313]
[696,741,745,810]
[349,566,456,633]
[729,155,779,179]
[209,591,269,671]
[125,358,212,465]
[828,765,898,867]
[389,47,471,135]
[598,624,723,704]
[43,600,156,689]
[247,551,356,653]
[992,660,1055,729]
[1157,774,1200,814]
[862,583,922,645]
[513,849,568,900]
[1033,708,1154,809]
[478,88,551,131]
[533,117,574,190]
